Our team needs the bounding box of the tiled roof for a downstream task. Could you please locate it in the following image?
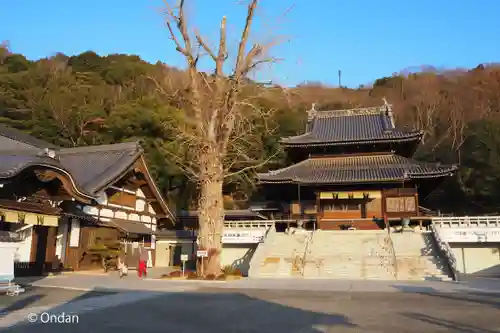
[0,153,65,178]
[56,142,142,195]
[0,199,61,215]
[0,143,141,197]
[257,154,457,184]
[282,104,422,147]
[0,124,58,150]
[0,125,173,220]
[109,218,155,235]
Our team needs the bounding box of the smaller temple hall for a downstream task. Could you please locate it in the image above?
[256,102,458,230]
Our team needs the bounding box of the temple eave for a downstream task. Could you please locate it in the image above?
[281,135,423,147]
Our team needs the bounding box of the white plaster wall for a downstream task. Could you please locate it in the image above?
[114,211,127,219]
[69,219,80,247]
[451,243,500,276]
[82,187,160,261]
[136,199,146,212]
[55,220,69,262]
[0,243,19,276]
[155,240,195,267]
[13,229,32,262]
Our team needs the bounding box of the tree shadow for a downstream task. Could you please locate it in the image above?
[392,283,500,310]
[2,288,358,332]
[0,293,44,318]
[402,312,498,333]
[0,286,117,321]
[421,290,500,310]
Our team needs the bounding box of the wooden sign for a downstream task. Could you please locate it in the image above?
[385,196,416,213]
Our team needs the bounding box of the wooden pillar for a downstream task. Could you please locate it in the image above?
[45,226,57,267]
[381,190,388,230]
[414,185,420,216]
[316,192,321,230]
[29,227,38,262]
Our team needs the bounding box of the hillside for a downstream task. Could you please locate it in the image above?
[1,45,499,214]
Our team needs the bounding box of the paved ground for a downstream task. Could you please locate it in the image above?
[0,286,115,312]
[1,275,499,332]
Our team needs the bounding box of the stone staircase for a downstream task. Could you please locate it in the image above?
[303,230,396,279]
[249,229,453,281]
[248,230,312,278]
[391,231,452,281]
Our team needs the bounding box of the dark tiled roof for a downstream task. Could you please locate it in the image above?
[57,142,142,195]
[0,199,61,215]
[0,152,65,178]
[0,124,58,150]
[0,125,173,219]
[257,154,458,184]
[156,229,197,240]
[282,104,422,147]
[109,218,155,235]
[0,142,141,198]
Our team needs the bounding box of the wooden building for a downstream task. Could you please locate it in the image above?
[0,125,174,274]
[256,103,458,230]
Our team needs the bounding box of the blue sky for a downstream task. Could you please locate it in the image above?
[1,0,499,87]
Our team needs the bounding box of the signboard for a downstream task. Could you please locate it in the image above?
[196,250,208,257]
[69,219,80,248]
[437,228,500,243]
[386,196,416,213]
[222,230,265,244]
[180,254,189,261]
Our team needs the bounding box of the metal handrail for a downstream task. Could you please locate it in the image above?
[430,223,459,281]
[300,231,314,275]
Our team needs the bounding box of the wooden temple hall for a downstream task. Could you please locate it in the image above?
[0,125,174,276]
[256,102,458,230]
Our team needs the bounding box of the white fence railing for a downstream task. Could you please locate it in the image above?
[430,223,459,281]
[432,216,500,228]
[224,220,297,229]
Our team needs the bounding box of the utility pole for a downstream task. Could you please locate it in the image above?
[338,70,342,87]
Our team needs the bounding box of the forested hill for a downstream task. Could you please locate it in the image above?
[1,46,500,214]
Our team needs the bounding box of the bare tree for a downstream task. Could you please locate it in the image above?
[161,0,281,275]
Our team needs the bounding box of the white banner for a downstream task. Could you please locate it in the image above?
[437,228,500,243]
[69,219,80,247]
[222,229,265,244]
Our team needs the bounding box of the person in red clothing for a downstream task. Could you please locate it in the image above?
[137,248,148,278]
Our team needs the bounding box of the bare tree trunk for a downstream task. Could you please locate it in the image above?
[162,0,281,277]
[197,150,224,276]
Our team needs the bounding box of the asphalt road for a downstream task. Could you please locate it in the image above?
[1,286,499,333]
[0,286,114,311]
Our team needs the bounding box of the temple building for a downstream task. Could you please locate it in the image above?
[0,125,174,275]
[256,102,458,230]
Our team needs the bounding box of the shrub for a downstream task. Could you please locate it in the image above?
[222,265,243,276]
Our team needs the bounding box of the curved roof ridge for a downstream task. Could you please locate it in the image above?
[0,124,59,150]
[257,153,457,184]
[315,105,389,118]
[58,141,142,155]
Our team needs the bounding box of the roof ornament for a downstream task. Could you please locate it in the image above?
[307,103,318,121]
[382,97,396,128]
[44,148,56,159]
